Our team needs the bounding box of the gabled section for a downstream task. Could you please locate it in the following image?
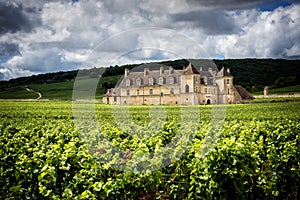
[217,67,232,77]
[182,63,200,75]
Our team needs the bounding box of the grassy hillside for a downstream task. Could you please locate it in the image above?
[0,75,122,100]
[0,59,299,100]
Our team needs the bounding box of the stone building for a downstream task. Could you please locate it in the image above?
[103,63,253,105]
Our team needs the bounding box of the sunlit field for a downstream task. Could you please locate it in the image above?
[1,101,299,199]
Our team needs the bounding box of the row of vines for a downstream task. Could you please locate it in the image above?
[0,101,299,199]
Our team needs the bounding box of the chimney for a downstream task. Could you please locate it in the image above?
[169,66,173,74]
[160,66,164,75]
[125,68,129,77]
[208,67,213,75]
[227,68,230,74]
[144,68,149,76]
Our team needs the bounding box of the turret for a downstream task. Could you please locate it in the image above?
[125,68,129,77]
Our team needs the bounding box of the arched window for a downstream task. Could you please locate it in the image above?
[149,77,154,85]
[185,84,189,93]
[159,77,164,85]
[136,78,141,86]
[203,76,207,85]
[227,88,230,95]
[169,77,175,85]
[213,78,216,85]
[126,79,131,87]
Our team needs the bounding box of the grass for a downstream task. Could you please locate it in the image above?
[0,75,122,100]
[0,86,38,99]
[248,97,300,103]
[252,85,300,95]
[1,74,298,102]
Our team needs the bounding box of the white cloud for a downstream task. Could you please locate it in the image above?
[216,4,300,58]
[0,0,299,80]
[61,50,89,62]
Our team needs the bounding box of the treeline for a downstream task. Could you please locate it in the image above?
[0,59,299,92]
[0,70,77,89]
[213,59,300,91]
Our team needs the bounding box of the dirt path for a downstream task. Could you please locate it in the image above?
[25,87,42,100]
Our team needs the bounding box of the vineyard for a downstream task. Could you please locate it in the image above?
[0,101,299,199]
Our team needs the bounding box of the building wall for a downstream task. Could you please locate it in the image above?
[103,68,243,105]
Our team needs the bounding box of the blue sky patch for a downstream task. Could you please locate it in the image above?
[258,0,293,11]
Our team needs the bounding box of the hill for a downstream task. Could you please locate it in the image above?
[0,59,299,99]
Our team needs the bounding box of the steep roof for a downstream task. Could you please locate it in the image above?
[217,67,232,77]
[118,66,182,87]
[181,63,200,75]
[234,85,254,99]
[103,88,120,97]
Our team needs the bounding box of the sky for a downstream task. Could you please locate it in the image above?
[0,0,299,80]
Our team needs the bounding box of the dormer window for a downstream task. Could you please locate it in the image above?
[158,77,164,85]
[126,79,131,87]
[149,77,154,85]
[169,77,175,85]
[136,78,142,86]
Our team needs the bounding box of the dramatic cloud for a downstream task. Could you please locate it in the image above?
[217,4,300,58]
[171,10,241,35]
[0,2,36,34]
[0,0,299,80]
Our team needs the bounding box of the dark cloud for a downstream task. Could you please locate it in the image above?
[0,0,299,80]
[185,0,300,11]
[0,2,38,34]
[185,0,274,10]
[172,11,241,35]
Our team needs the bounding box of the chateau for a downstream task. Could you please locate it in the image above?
[103,63,253,105]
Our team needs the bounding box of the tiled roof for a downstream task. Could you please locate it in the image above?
[234,85,254,99]
[118,66,182,87]
[181,63,200,75]
[217,67,232,77]
[111,64,230,88]
[103,88,120,97]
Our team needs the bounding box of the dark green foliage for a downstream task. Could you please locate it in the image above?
[0,101,299,199]
[213,59,300,91]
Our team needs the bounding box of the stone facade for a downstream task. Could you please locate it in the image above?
[103,63,250,105]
